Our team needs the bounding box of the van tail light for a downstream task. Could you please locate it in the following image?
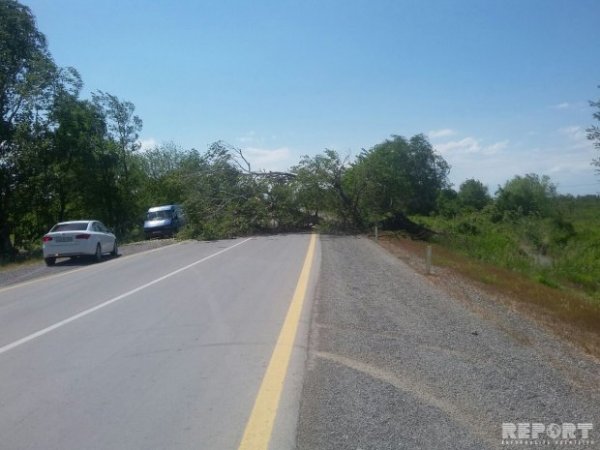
[75,234,91,239]
[42,235,52,242]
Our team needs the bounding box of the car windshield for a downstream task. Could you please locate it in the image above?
[147,210,172,220]
[51,223,89,232]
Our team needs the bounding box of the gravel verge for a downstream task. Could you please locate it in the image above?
[296,235,599,450]
[0,238,178,288]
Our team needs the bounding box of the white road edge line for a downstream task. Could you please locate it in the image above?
[0,240,184,294]
[0,237,253,356]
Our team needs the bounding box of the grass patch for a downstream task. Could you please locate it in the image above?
[411,202,600,304]
[378,232,600,356]
[0,249,43,271]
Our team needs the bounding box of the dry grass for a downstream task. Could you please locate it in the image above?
[376,232,600,359]
[0,256,42,272]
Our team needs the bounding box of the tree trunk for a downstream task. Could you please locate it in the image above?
[0,202,14,259]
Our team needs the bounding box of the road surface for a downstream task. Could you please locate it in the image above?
[0,235,318,450]
[1,234,599,450]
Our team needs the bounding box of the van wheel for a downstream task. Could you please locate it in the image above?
[45,257,56,266]
[94,244,102,262]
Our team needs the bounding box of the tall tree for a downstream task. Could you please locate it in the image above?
[293,149,362,227]
[458,179,491,211]
[48,93,107,221]
[588,87,600,173]
[495,174,557,217]
[92,91,143,235]
[92,91,142,178]
[346,134,450,226]
[135,142,188,208]
[0,0,57,256]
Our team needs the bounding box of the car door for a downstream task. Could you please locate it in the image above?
[90,222,103,252]
[96,222,112,252]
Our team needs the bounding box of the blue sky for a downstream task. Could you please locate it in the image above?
[23,0,600,194]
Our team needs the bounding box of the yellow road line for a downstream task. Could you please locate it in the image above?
[238,233,317,450]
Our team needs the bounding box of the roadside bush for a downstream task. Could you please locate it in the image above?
[436,188,460,218]
[495,174,556,217]
[413,194,599,302]
[458,179,491,211]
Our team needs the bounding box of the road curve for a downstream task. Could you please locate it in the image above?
[0,234,319,450]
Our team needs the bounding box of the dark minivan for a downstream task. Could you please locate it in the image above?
[144,204,185,239]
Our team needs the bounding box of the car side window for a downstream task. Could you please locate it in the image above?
[92,222,100,232]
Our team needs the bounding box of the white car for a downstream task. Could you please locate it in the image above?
[42,220,118,266]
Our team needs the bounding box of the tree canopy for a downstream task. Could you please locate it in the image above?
[495,174,557,217]
[0,0,146,256]
[588,88,600,173]
[458,179,491,211]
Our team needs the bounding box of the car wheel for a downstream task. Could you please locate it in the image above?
[111,240,118,257]
[94,243,102,263]
[44,257,56,266]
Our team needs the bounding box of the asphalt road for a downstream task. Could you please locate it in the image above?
[2,234,599,450]
[0,234,319,450]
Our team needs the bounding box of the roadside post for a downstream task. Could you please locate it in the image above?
[426,245,432,275]
[374,224,378,242]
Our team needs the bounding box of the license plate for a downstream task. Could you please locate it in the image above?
[55,236,73,242]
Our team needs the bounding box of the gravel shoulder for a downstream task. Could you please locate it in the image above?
[296,235,600,450]
[0,239,178,288]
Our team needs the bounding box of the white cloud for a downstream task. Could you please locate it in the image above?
[138,137,158,151]
[435,137,507,156]
[237,131,257,144]
[484,140,509,154]
[436,137,479,154]
[243,147,294,172]
[440,132,597,195]
[559,125,590,149]
[428,128,456,138]
[546,159,593,175]
[551,101,588,111]
[558,125,596,158]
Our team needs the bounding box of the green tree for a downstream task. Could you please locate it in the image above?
[346,134,449,226]
[181,145,259,239]
[588,87,600,173]
[48,92,106,220]
[458,179,491,211]
[0,0,57,256]
[135,142,188,208]
[92,91,144,235]
[495,174,557,217]
[405,134,451,214]
[293,149,361,227]
[436,188,460,218]
[92,91,142,177]
[4,65,91,249]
